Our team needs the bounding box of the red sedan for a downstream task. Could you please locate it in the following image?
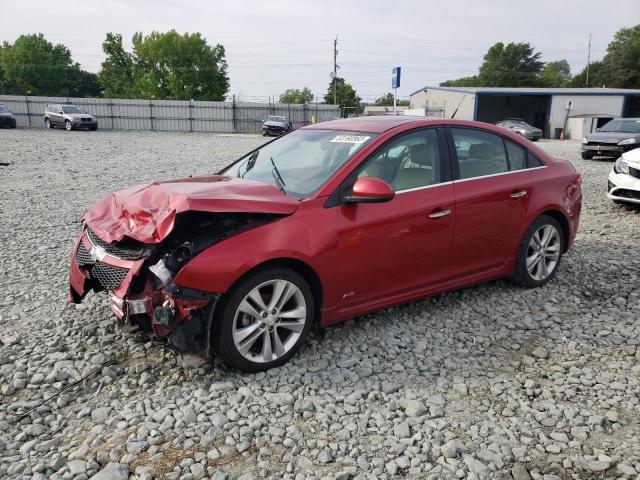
[68,117,582,372]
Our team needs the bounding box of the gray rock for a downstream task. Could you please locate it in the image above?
[89,463,129,480]
[512,463,531,480]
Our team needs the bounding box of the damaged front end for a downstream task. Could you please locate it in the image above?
[68,211,276,357]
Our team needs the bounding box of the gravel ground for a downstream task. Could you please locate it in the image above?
[0,129,639,480]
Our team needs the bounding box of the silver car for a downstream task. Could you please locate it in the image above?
[495,119,542,141]
[44,104,98,131]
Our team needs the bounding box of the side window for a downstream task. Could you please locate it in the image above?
[505,140,527,171]
[358,129,442,191]
[527,152,544,168]
[451,128,508,179]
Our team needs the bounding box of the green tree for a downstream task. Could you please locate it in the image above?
[68,65,101,97]
[279,87,314,104]
[570,60,606,88]
[98,33,134,98]
[440,76,480,87]
[0,34,74,95]
[374,92,409,106]
[324,77,361,116]
[478,42,543,87]
[540,60,572,87]
[600,24,640,88]
[131,30,229,100]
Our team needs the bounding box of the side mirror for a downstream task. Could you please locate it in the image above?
[595,127,601,132]
[344,177,395,204]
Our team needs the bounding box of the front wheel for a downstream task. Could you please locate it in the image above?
[210,267,314,372]
[511,215,564,288]
[45,118,51,129]
[65,120,72,131]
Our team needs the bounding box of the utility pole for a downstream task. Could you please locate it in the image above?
[333,36,338,106]
[586,33,593,87]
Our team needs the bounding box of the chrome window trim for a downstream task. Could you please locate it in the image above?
[453,166,548,184]
[395,180,454,194]
[393,166,548,194]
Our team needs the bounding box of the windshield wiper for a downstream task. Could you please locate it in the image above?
[270,157,286,193]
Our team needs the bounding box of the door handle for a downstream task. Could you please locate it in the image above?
[428,209,451,219]
[510,190,528,199]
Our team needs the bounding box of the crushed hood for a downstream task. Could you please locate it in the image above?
[83,175,299,243]
[264,120,288,127]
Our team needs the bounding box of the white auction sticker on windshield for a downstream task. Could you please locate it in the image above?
[330,135,370,144]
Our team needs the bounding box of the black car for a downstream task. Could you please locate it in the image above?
[494,119,542,141]
[581,118,640,159]
[0,104,17,128]
[262,115,292,136]
[44,104,98,131]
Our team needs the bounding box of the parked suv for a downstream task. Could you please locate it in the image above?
[581,118,640,159]
[44,104,98,131]
[0,104,17,128]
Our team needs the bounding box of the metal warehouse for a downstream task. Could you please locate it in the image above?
[409,86,640,139]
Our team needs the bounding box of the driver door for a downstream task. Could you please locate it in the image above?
[333,128,455,312]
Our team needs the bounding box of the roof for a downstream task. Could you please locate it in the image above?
[411,85,640,96]
[303,115,429,133]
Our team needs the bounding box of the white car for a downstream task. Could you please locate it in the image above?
[608,148,640,205]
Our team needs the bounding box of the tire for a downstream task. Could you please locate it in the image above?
[581,151,593,160]
[511,215,564,288]
[44,118,51,129]
[65,120,72,131]
[210,267,314,372]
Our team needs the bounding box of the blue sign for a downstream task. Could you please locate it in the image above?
[391,67,401,89]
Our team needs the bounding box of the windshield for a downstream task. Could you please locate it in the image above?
[600,119,640,133]
[222,129,376,198]
[0,105,8,113]
[62,106,84,114]
[266,116,286,122]
[511,120,530,127]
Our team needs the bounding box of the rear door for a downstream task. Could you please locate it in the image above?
[447,127,540,279]
[334,127,455,309]
[50,105,63,126]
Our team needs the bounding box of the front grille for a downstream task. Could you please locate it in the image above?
[629,166,640,179]
[87,228,147,260]
[81,117,92,122]
[91,262,129,289]
[587,141,618,147]
[76,242,94,266]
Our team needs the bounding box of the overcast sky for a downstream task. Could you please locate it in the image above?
[1,0,637,102]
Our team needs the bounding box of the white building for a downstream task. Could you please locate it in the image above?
[409,86,640,138]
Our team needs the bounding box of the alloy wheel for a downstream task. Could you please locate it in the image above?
[232,279,307,363]
[65,121,72,131]
[526,224,561,281]
[45,119,51,129]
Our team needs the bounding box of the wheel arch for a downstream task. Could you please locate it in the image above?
[535,208,570,252]
[218,257,324,328]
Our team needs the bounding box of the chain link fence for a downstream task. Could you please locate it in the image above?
[0,95,341,133]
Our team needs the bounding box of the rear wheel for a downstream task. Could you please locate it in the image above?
[65,120,72,131]
[581,151,593,160]
[511,215,564,288]
[211,267,314,372]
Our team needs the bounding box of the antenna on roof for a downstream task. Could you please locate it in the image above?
[450,94,467,119]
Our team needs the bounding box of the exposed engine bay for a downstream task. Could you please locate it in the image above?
[69,211,279,357]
